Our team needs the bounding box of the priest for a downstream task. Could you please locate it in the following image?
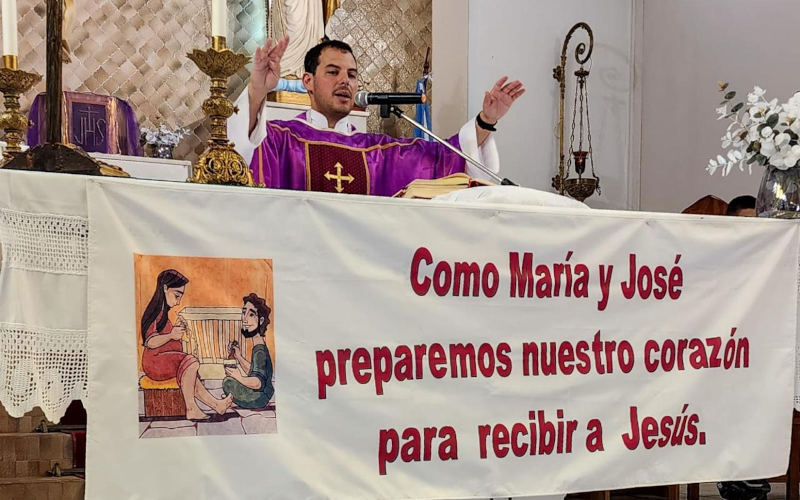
[228,36,525,195]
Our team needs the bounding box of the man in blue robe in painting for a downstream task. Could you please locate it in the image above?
[223,293,274,409]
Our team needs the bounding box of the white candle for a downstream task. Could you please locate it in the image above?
[211,0,226,37]
[1,0,18,56]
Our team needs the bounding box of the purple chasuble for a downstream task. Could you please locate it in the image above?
[249,112,466,196]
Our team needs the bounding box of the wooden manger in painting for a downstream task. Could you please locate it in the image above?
[178,306,245,379]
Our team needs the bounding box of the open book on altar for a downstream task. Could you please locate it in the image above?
[392,173,493,199]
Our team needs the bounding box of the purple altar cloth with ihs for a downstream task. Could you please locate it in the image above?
[27,92,143,156]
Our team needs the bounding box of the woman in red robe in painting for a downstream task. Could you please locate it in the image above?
[141,269,232,420]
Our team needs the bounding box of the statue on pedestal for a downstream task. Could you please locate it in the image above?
[267,0,340,105]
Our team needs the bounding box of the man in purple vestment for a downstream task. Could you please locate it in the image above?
[229,37,525,196]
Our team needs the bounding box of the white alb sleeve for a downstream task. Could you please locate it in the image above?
[228,87,268,164]
[456,119,500,182]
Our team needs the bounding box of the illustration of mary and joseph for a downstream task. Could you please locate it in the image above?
[140,269,275,420]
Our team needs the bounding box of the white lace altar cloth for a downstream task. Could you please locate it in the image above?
[0,170,89,421]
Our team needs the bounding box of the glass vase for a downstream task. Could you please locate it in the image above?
[756,165,800,219]
[152,144,174,159]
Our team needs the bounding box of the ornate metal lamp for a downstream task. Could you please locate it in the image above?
[552,22,600,202]
[187,36,254,186]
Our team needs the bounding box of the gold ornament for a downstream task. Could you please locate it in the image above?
[187,36,254,186]
[0,56,42,158]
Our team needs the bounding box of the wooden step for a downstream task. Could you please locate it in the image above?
[0,404,53,433]
[0,433,73,478]
[0,476,84,500]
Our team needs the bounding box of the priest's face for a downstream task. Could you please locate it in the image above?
[304,47,358,125]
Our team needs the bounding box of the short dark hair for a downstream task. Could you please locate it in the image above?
[726,195,756,215]
[304,40,355,74]
[243,293,271,336]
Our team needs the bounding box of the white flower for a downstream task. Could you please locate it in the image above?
[707,158,720,175]
[722,160,735,176]
[727,151,743,167]
[787,145,800,168]
[141,124,188,147]
[710,83,800,177]
[786,92,800,115]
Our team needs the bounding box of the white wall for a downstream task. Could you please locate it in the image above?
[640,0,800,213]
[433,0,635,209]
[431,0,469,135]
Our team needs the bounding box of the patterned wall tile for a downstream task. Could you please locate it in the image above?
[326,0,431,137]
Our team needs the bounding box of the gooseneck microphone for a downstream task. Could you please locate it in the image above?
[354,91,426,107]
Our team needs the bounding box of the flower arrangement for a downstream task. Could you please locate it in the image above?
[140,123,190,147]
[708,84,800,176]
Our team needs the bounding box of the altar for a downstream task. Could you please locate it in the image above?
[1,167,799,499]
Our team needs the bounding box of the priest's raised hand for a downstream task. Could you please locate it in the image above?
[248,36,289,135]
[475,76,526,145]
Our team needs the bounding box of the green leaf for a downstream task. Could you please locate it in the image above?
[747,154,759,164]
[754,112,763,119]
[756,154,768,165]
[766,113,779,128]
[724,91,736,100]
[731,102,744,113]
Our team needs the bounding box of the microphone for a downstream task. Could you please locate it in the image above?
[354,91,426,107]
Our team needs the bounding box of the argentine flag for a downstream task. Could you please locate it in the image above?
[414,76,432,141]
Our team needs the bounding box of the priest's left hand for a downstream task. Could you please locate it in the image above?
[480,76,526,124]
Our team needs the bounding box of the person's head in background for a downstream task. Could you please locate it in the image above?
[726,195,756,217]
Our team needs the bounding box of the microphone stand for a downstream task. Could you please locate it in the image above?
[380,104,517,186]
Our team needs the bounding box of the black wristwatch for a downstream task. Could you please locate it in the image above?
[476,112,497,132]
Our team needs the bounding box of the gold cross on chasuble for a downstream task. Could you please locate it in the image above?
[305,142,370,194]
[324,163,353,192]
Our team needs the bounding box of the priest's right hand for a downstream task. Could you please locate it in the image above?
[249,36,290,104]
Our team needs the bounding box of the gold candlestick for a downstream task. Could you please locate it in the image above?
[187,36,254,186]
[0,55,41,159]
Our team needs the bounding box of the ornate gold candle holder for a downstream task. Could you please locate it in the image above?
[0,55,41,159]
[187,36,254,186]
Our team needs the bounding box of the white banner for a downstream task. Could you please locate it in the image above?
[85,177,799,499]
